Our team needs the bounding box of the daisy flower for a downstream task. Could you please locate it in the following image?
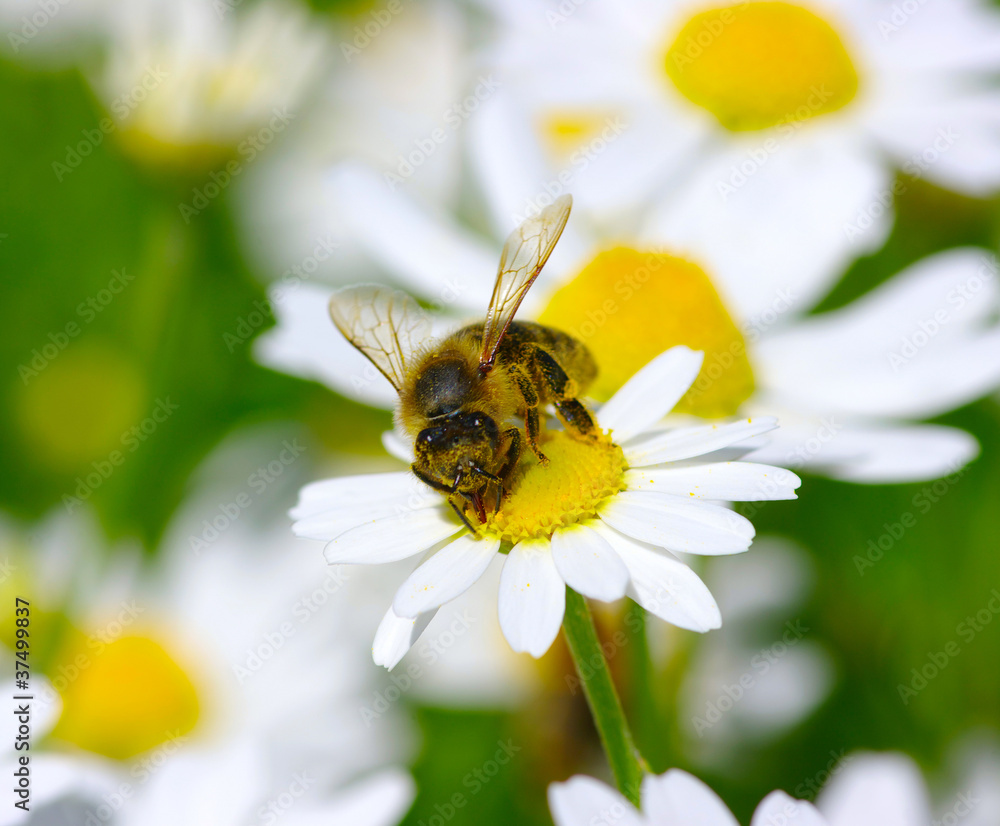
[259,169,1000,482]
[94,0,326,169]
[679,540,834,756]
[292,344,800,666]
[0,507,413,826]
[470,0,1000,316]
[549,749,999,826]
[234,0,473,286]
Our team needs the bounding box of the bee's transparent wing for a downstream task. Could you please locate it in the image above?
[328,285,431,392]
[479,194,572,370]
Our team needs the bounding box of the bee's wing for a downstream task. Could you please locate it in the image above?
[328,285,431,392]
[479,194,572,370]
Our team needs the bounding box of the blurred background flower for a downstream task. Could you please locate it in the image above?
[2,0,1000,823]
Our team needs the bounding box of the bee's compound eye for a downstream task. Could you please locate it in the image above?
[473,417,482,426]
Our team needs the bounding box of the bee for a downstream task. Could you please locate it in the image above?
[329,194,597,530]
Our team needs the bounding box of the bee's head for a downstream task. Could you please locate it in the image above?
[414,411,500,490]
[414,357,477,419]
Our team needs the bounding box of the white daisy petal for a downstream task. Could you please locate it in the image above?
[382,430,415,463]
[754,249,1000,420]
[323,509,462,564]
[594,522,721,632]
[751,791,826,826]
[255,283,399,409]
[641,134,893,324]
[548,776,644,826]
[293,478,441,540]
[641,769,739,825]
[296,770,416,826]
[326,163,495,309]
[817,753,932,826]
[746,420,979,484]
[372,605,439,670]
[392,535,501,618]
[498,539,566,657]
[549,524,629,603]
[600,346,705,440]
[291,471,426,521]
[625,463,801,501]
[623,417,779,466]
[600,491,754,556]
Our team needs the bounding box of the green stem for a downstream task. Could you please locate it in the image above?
[562,587,644,805]
[625,602,669,773]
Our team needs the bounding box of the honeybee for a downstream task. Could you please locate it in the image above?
[329,194,597,530]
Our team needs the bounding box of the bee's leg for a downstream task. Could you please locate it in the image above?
[469,465,503,514]
[526,344,598,439]
[509,363,549,464]
[412,464,478,532]
[411,463,455,494]
[498,427,522,484]
[448,497,478,533]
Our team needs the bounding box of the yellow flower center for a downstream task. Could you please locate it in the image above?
[51,635,200,760]
[663,2,859,132]
[538,110,620,163]
[539,248,754,417]
[482,431,626,543]
[15,340,147,472]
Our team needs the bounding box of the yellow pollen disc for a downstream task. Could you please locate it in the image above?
[482,431,626,544]
[539,248,754,417]
[51,636,200,760]
[664,2,859,132]
[538,111,618,162]
[14,340,147,472]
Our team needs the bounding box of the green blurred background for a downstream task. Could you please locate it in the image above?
[3,17,1000,823]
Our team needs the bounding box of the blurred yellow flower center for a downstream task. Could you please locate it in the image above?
[538,111,619,161]
[539,248,754,417]
[664,2,859,132]
[15,340,146,472]
[52,636,200,761]
[483,432,625,543]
